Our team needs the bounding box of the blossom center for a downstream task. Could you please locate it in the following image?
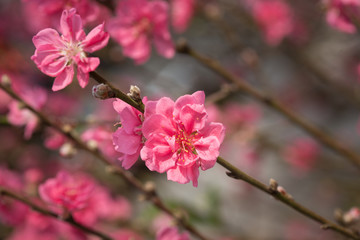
[134,17,152,37]
[60,40,85,65]
[175,124,198,164]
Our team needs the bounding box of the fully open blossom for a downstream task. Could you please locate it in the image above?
[112,99,144,169]
[39,171,95,212]
[107,0,175,64]
[171,0,195,33]
[31,8,109,91]
[252,0,294,45]
[323,0,360,33]
[7,86,47,139]
[141,91,225,187]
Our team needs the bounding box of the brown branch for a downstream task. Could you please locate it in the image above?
[0,79,209,240]
[216,157,360,240]
[175,39,360,171]
[0,187,113,240]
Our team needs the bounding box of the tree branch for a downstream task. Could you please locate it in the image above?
[0,187,113,240]
[176,39,360,171]
[0,80,209,240]
[216,157,360,240]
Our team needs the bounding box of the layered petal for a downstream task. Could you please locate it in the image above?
[82,22,110,52]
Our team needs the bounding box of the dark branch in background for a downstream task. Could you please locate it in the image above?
[0,79,209,240]
[2,73,359,239]
[216,157,360,240]
[176,39,360,171]
[0,187,113,240]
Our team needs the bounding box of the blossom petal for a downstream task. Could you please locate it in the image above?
[195,136,220,170]
[52,66,74,91]
[179,105,207,132]
[60,8,86,41]
[32,28,63,48]
[113,128,142,155]
[141,114,175,138]
[82,23,110,53]
[167,165,199,187]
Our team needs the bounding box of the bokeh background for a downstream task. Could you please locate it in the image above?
[1,0,360,239]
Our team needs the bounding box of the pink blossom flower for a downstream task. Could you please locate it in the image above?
[7,86,47,139]
[0,167,28,226]
[252,0,294,45]
[171,0,195,33]
[107,0,175,64]
[38,171,95,213]
[31,8,109,91]
[73,185,132,226]
[81,126,118,159]
[323,0,360,33]
[112,99,144,169]
[156,226,190,240]
[141,91,225,187]
[283,138,319,173]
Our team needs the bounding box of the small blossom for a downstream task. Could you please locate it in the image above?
[252,0,295,45]
[323,0,360,33]
[7,86,47,139]
[38,171,95,213]
[140,91,225,187]
[283,138,319,173]
[112,99,145,169]
[107,0,175,64]
[31,8,109,91]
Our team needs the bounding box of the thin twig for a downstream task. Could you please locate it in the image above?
[175,39,360,171]
[216,157,360,240]
[0,81,210,240]
[0,187,113,240]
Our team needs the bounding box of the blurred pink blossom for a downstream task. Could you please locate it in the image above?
[171,0,195,33]
[283,138,319,173]
[141,91,225,187]
[9,210,87,240]
[112,99,144,169]
[156,226,190,240]
[44,128,67,150]
[22,0,110,32]
[72,185,132,226]
[0,167,28,226]
[31,8,109,91]
[82,126,118,159]
[107,0,175,64]
[323,0,360,33]
[38,171,95,213]
[252,0,295,45]
[7,86,47,139]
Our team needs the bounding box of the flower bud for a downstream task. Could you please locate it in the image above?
[92,84,115,99]
[127,85,141,102]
